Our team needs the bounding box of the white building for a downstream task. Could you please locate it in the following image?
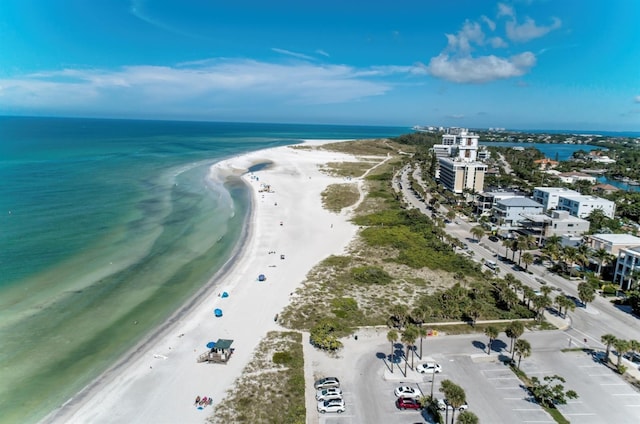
[519,210,590,245]
[614,247,640,290]
[557,194,616,219]
[532,187,580,211]
[492,197,544,227]
[475,191,524,215]
[434,128,487,194]
[557,171,597,185]
[587,233,640,256]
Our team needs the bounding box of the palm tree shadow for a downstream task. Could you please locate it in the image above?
[472,340,486,352]
[491,339,508,353]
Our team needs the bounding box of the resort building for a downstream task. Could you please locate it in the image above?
[434,128,487,194]
[519,210,589,245]
[557,171,597,185]
[532,187,581,211]
[556,194,616,219]
[593,183,620,195]
[534,158,559,170]
[475,191,524,216]
[614,247,640,290]
[586,233,640,256]
[491,197,544,227]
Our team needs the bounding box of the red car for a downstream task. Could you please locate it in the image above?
[396,397,422,410]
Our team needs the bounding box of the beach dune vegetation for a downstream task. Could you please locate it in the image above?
[350,265,392,285]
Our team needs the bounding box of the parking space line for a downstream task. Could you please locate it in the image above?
[564,413,596,416]
[514,408,541,411]
[612,393,640,396]
[524,371,552,374]
[504,397,522,400]
[487,376,519,380]
[587,373,611,376]
[522,421,554,423]
[600,383,626,386]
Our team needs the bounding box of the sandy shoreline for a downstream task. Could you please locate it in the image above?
[43,140,361,424]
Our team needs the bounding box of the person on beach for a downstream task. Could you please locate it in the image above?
[195,396,201,405]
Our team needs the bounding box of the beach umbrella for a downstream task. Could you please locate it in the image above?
[206,341,216,349]
[258,274,266,282]
[214,308,223,317]
[221,291,229,298]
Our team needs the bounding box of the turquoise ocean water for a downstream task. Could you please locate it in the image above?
[0,116,406,424]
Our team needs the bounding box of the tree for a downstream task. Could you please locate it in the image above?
[505,321,525,358]
[389,304,407,329]
[532,295,551,322]
[592,248,610,277]
[521,252,534,271]
[529,375,578,408]
[440,379,467,424]
[577,282,596,307]
[613,338,630,370]
[387,330,398,373]
[600,334,617,362]
[540,285,553,300]
[484,326,499,355]
[470,225,485,243]
[401,325,418,375]
[514,338,531,369]
[456,411,479,424]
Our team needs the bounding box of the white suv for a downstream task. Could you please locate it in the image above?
[417,362,442,374]
[437,398,468,411]
[317,398,346,414]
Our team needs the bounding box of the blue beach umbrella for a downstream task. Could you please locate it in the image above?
[258,274,266,282]
[214,308,223,317]
[221,291,229,298]
[206,341,216,349]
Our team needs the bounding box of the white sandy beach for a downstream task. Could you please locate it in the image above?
[44,141,365,424]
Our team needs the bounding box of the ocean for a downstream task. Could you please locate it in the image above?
[0,116,406,424]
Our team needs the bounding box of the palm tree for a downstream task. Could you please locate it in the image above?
[401,326,418,375]
[540,285,553,300]
[484,326,499,355]
[514,338,531,369]
[502,238,512,259]
[577,282,596,307]
[411,306,430,359]
[601,334,617,362]
[522,286,536,309]
[456,411,479,424]
[613,338,630,370]
[387,330,398,373]
[505,321,525,357]
[521,252,534,271]
[470,225,485,243]
[389,304,407,329]
[592,248,610,277]
[440,380,466,424]
[554,294,565,317]
[532,295,551,322]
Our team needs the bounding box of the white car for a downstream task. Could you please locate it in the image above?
[317,398,345,414]
[394,386,421,398]
[437,398,468,411]
[314,376,340,389]
[316,387,343,401]
[417,362,442,374]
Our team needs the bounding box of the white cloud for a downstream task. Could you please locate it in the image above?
[490,37,508,48]
[635,95,640,103]
[481,15,496,31]
[444,20,486,54]
[315,49,330,57]
[506,17,561,42]
[271,48,315,61]
[498,3,515,18]
[0,59,426,115]
[427,52,536,84]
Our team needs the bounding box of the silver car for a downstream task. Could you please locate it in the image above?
[316,387,343,401]
[317,398,346,414]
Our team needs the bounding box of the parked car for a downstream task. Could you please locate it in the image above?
[488,235,499,242]
[592,350,607,363]
[314,377,340,389]
[394,386,421,398]
[317,398,345,414]
[417,362,442,374]
[437,398,468,411]
[316,387,343,401]
[396,397,422,410]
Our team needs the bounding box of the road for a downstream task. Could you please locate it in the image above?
[396,164,640,348]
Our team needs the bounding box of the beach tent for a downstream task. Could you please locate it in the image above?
[221,291,229,298]
[206,341,216,349]
[258,274,266,282]
[214,308,223,317]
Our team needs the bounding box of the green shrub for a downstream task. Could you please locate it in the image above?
[272,351,294,365]
[350,266,392,285]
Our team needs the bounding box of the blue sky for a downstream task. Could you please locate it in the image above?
[0,0,638,131]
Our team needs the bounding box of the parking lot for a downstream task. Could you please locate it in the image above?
[307,330,640,423]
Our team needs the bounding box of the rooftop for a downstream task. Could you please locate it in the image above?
[590,234,640,245]
[497,197,544,207]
